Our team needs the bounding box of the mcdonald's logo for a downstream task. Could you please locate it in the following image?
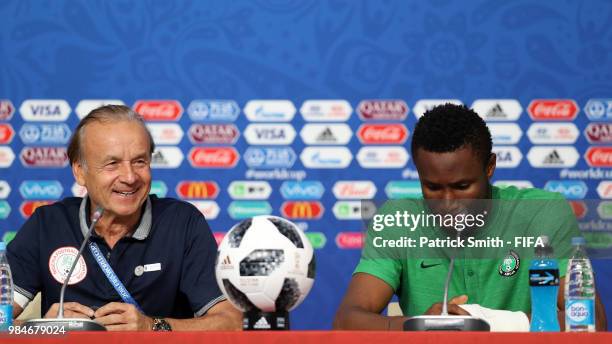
[281,201,324,219]
[176,181,219,199]
[20,200,53,218]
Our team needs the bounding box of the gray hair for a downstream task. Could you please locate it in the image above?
[67,104,155,166]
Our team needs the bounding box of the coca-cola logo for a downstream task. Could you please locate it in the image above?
[585,147,612,167]
[20,147,69,167]
[188,124,239,144]
[528,99,578,120]
[585,123,612,143]
[357,100,408,120]
[188,147,239,168]
[357,124,408,144]
[133,100,183,121]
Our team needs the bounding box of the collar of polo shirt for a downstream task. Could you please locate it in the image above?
[78,195,153,240]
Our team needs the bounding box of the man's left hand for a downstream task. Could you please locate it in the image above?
[94,302,153,331]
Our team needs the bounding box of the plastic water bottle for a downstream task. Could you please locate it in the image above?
[529,236,560,332]
[565,237,595,332]
[0,242,13,331]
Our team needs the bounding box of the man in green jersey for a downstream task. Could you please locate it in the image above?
[334,104,607,330]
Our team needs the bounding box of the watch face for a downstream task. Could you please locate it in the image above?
[153,318,172,331]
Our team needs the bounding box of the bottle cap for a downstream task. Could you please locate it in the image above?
[571,237,586,246]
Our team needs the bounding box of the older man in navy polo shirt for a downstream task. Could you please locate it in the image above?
[7,105,242,331]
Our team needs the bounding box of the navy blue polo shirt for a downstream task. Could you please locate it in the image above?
[7,195,225,318]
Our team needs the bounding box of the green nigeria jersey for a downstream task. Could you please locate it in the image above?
[354,185,580,316]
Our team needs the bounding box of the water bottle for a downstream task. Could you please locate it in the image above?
[529,236,560,331]
[565,237,595,332]
[0,242,13,331]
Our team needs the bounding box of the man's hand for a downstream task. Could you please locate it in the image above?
[45,302,94,319]
[424,295,471,316]
[94,302,153,331]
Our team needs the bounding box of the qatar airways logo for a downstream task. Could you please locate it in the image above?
[584,123,612,144]
[20,147,69,168]
[357,100,408,121]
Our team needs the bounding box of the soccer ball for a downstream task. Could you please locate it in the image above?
[215,215,316,313]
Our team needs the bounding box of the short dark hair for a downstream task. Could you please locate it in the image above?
[411,103,492,167]
[67,105,155,166]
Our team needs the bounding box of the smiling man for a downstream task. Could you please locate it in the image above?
[7,105,241,331]
[334,103,607,331]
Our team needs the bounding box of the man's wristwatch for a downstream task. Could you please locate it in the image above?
[152,318,172,331]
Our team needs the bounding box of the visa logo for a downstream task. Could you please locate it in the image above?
[544,181,588,199]
[20,100,70,121]
[19,180,63,199]
[255,129,286,139]
[280,181,325,200]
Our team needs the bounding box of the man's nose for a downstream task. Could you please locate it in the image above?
[118,162,136,183]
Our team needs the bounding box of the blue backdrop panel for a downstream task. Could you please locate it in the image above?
[0,0,611,330]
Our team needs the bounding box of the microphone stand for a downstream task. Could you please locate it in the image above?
[403,230,490,331]
[23,207,106,331]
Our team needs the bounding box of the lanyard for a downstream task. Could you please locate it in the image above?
[88,241,143,312]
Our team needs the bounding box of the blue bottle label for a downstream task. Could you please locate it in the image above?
[0,304,12,331]
[566,299,594,326]
[529,269,559,286]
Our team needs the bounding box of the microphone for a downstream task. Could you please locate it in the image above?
[403,229,490,331]
[23,207,107,331]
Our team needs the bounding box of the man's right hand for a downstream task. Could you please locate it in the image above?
[423,295,471,316]
[44,302,95,319]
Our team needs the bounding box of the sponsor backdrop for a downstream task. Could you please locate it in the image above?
[0,0,611,330]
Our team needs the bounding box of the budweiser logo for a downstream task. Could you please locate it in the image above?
[528,100,578,120]
[188,147,239,168]
[335,232,364,249]
[585,147,612,167]
[133,100,183,121]
[357,124,408,144]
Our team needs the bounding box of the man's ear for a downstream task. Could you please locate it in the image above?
[72,161,86,186]
[486,153,496,179]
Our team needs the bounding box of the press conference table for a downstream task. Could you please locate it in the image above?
[3,331,612,343]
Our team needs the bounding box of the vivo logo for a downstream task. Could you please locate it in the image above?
[20,99,71,122]
[187,100,240,122]
[280,181,325,200]
[544,181,588,200]
[300,147,353,169]
[19,123,72,144]
[19,180,63,200]
[243,124,296,145]
[244,147,296,168]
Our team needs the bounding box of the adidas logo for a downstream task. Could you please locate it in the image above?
[221,255,231,265]
[151,151,167,164]
[316,127,337,143]
[253,316,271,329]
[486,104,507,118]
[543,150,564,165]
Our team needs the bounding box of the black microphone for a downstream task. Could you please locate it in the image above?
[23,207,106,331]
[403,230,490,331]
